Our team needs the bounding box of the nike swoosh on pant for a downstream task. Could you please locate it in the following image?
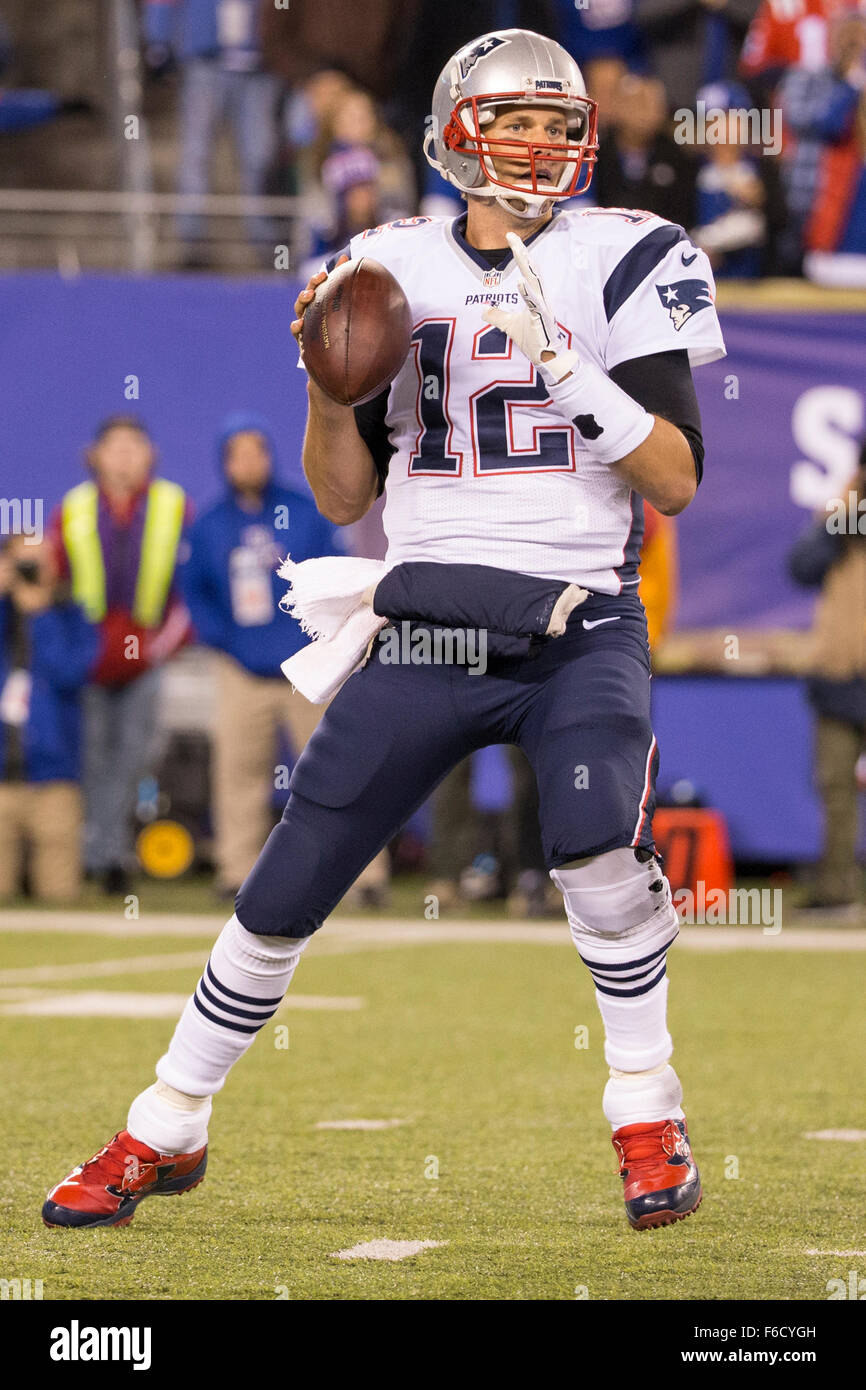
[582,616,622,629]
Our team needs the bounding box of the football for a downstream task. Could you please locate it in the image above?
[301,256,413,407]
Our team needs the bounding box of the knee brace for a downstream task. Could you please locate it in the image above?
[550,846,677,943]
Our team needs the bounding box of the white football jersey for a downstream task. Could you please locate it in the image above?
[338,208,726,594]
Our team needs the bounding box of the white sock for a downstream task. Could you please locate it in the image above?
[127,1081,212,1155]
[127,915,309,1152]
[603,1062,685,1130]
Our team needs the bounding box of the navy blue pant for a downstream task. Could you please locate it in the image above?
[236,593,659,937]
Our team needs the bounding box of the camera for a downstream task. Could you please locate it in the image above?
[14,559,41,584]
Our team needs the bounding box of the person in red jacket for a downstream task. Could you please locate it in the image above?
[49,417,193,895]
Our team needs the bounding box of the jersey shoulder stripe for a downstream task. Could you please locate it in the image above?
[602,223,689,322]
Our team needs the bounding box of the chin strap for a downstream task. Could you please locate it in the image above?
[494,192,555,219]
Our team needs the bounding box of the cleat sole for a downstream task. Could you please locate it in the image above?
[628,1188,703,1231]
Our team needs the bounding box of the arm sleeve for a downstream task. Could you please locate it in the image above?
[353,387,395,497]
[609,349,705,485]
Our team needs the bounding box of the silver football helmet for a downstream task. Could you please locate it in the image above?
[424,28,598,219]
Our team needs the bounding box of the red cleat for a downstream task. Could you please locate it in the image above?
[612,1118,702,1231]
[42,1130,207,1229]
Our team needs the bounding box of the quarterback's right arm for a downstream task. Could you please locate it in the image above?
[292,263,380,526]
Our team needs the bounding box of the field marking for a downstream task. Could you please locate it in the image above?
[805,1249,866,1257]
[315,1118,410,1131]
[804,1129,866,1142]
[0,951,207,986]
[331,1239,446,1262]
[0,990,364,1018]
[2,910,866,953]
[0,991,196,1018]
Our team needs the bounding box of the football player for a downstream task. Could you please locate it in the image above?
[44,29,725,1234]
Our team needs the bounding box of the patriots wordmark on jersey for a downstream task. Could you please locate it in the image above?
[328,207,726,595]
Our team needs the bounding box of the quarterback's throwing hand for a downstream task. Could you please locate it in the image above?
[481,232,578,384]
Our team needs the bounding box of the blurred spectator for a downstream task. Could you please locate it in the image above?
[583,55,631,136]
[280,67,353,198]
[690,79,786,275]
[740,0,838,102]
[179,412,388,903]
[792,11,866,285]
[302,86,414,273]
[0,13,92,133]
[637,0,760,112]
[779,9,866,277]
[789,443,866,917]
[142,0,282,266]
[49,417,192,895]
[426,748,559,918]
[557,0,645,69]
[0,535,98,903]
[594,73,698,227]
[260,0,414,104]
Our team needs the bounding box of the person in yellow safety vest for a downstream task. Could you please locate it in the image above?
[48,416,193,895]
[639,500,679,653]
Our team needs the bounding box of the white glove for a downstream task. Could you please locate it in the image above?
[480,232,653,465]
[481,232,579,385]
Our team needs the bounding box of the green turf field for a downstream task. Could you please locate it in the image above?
[1,914,864,1301]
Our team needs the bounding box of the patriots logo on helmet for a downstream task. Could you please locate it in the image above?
[458,34,510,80]
[656,279,713,331]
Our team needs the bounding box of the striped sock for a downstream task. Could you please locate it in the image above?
[577,919,679,1074]
[127,916,309,1151]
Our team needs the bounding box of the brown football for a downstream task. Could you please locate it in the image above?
[301,257,413,407]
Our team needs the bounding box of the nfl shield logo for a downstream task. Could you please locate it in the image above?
[482,268,502,288]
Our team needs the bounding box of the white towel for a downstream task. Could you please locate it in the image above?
[278,556,390,704]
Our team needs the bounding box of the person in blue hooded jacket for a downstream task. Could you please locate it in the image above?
[0,535,99,902]
[181,412,389,901]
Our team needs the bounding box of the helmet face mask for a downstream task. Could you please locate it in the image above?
[425,28,599,218]
[443,93,598,201]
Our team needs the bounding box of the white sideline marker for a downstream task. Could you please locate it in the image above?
[804,1129,866,1142]
[315,1118,409,1131]
[332,1239,447,1262]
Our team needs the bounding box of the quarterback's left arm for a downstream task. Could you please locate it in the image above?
[604,349,705,516]
[607,414,696,517]
[483,230,722,516]
[483,234,706,515]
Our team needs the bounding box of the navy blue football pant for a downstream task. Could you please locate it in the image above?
[236,594,659,938]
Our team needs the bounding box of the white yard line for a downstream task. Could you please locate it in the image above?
[0,951,208,985]
[803,1129,866,1142]
[805,1249,866,1257]
[0,990,364,1018]
[315,1118,410,1131]
[1,910,865,952]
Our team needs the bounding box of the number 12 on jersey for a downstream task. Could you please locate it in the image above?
[408,319,576,477]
